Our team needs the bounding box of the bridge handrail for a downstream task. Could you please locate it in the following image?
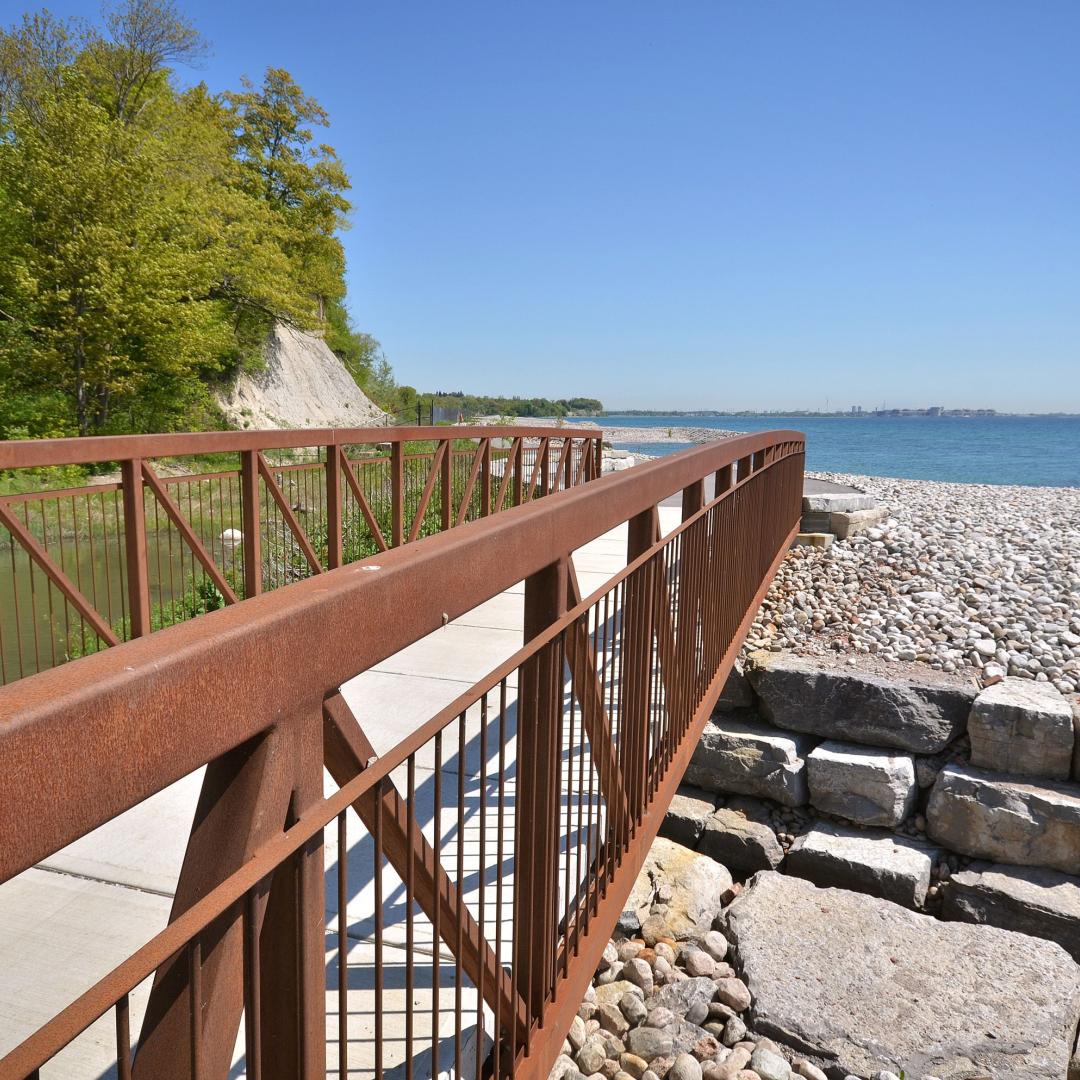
[0,424,604,685]
[0,429,805,1080]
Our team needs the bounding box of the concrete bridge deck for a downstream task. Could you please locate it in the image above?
[0,505,685,1079]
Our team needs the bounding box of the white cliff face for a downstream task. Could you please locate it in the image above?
[217,322,386,430]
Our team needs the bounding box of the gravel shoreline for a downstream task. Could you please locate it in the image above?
[749,472,1080,695]
[604,427,743,446]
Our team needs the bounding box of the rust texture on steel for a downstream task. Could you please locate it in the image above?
[0,428,805,1080]
[0,424,603,685]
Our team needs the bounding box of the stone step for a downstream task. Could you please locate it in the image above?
[927,763,1080,874]
[806,741,917,827]
[786,821,938,908]
[685,718,814,807]
[725,871,1080,1080]
[745,651,975,754]
[942,862,1080,962]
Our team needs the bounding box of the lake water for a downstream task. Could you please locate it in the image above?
[593,414,1080,488]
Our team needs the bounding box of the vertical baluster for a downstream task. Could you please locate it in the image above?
[116,992,132,1080]
[337,811,348,1079]
[244,890,262,1080]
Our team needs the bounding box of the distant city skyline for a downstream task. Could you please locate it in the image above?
[43,0,1080,412]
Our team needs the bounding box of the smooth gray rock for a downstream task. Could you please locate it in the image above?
[660,786,719,848]
[943,862,1080,961]
[927,764,1080,873]
[968,677,1075,779]
[686,718,814,807]
[697,808,784,878]
[725,872,1080,1080]
[745,653,974,753]
[786,822,936,908]
[653,977,718,1017]
[806,741,916,826]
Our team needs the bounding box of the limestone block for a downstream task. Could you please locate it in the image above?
[927,764,1080,874]
[831,505,889,540]
[660,786,719,848]
[685,718,814,807]
[806,741,916,826]
[697,809,784,878]
[786,821,936,908]
[943,862,1080,962]
[968,677,1074,779]
[746,652,974,753]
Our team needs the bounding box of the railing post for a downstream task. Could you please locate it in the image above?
[681,478,704,521]
[391,442,404,547]
[440,439,453,531]
[714,463,733,496]
[240,450,262,597]
[737,454,752,484]
[516,554,568,1022]
[121,458,151,637]
[480,439,492,517]
[593,437,603,480]
[325,445,343,570]
[627,505,658,562]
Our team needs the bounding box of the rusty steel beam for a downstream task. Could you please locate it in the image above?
[0,426,603,470]
[0,432,803,882]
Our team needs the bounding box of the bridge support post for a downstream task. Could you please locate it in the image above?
[517,555,568,1021]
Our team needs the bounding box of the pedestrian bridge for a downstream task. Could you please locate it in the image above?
[0,425,804,1080]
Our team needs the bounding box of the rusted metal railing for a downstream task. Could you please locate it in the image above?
[0,426,603,685]
[0,429,804,1080]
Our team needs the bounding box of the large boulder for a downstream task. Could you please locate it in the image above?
[806,741,917,826]
[943,862,1080,962]
[745,653,974,753]
[927,764,1080,873]
[967,677,1075,779]
[621,837,731,941]
[725,871,1080,1080]
[686,718,813,807]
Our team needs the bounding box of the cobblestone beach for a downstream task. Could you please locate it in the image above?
[749,472,1080,695]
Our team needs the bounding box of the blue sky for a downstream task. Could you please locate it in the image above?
[47,2,1080,410]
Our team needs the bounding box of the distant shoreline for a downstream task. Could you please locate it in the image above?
[592,410,1080,419]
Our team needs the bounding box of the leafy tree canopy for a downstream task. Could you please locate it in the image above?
[0,0,395,438]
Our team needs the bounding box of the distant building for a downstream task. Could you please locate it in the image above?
[927,406,944,416]
[850,405,864,415]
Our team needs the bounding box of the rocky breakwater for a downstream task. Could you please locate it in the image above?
[673,652,1080,944]
[550,839,1080,1080]
[749,473,1080,696]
